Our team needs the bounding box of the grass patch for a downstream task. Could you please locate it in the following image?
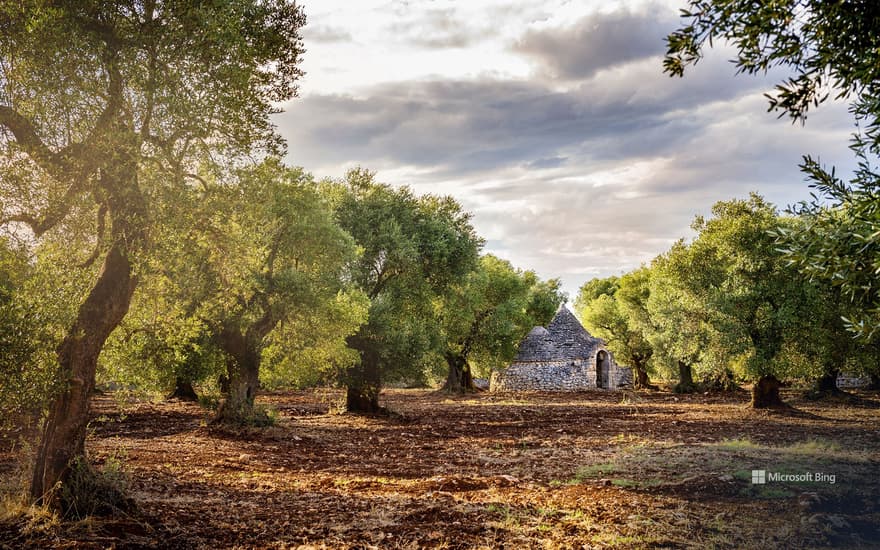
[733,469,753,482]
[713,437,761,451]
[251,404,279,426]
[740,485,796,499]
[568,435,869,500]
[786,438,841,456]
[197,392,221,411]
[486,503,521,528]
[59,454,133,519]
[619,391,643,405]
[214,403,279,427]
[610,478,639,488]
[574,463,617,480]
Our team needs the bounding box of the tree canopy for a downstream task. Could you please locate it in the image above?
[330,169,482,412]
[665,0,880,343]
[579,192,877,406]
[0,0,307,509]
[576,268,656,389]
[438,254,564,393]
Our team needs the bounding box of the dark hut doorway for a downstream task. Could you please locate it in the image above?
[596,350,608,389]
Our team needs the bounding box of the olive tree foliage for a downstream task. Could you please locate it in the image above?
[665,1,880,342]
[108,160,359,423]
[202,162,360,423]
[330,169,482,413]
[772,214,877,393]
[260,289,369,390]
[100,281,223,401]
[647,238,727,392]
[575,268,657,390]
[665,1,880,134]
[0,1,306,507]
[438,254,564,393]
[0,238,60,427]
[779,166,880,343]
[662,195,827,406]
[100,165,223,400]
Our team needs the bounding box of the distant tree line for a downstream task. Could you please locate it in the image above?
[575,193,880,408]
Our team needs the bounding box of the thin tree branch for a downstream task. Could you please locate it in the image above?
[78,202,108,268]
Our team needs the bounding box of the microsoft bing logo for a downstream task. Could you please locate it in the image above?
[751,470,766,484]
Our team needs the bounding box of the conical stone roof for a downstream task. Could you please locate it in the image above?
[512,306,600,362]
[547,306,598,359]
[513,326,555,362]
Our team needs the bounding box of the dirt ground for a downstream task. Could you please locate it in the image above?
[1,387,879,549]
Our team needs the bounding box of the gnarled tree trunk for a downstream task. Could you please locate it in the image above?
[443,352,476,394]
[345,333,382,414]
[813,367,841,395]
[214,310,278,423]
[215,327,261,423]
[704,369,740,391]
[30,153,144,508]
[632,358,657,390]
[751,375,785,408]
[30,248,138,506]
[673,360,696,393]
[168,377,198,402]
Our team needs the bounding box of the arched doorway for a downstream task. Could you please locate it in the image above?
[596,350,608,389]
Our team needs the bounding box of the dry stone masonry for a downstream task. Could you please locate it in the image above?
[490,306,632,392]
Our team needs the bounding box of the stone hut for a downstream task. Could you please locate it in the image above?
[836,372,871,389]
[490,306,632,392]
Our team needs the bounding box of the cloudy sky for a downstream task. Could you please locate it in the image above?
[276,0,857,298]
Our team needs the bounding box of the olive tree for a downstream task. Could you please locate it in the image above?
[666,0,880,342]
[0,1,306,508]
[438,255,563,393]
[576,269,658,390]
[331,169,481,413]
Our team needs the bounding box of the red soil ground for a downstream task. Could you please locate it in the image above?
[1,388,879,548]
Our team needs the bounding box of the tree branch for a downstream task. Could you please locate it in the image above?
[184,172,210,190]
[247,308,278,344]
[0,173,88,237]
[0,44,123,237]
[78,202,108,268]
[0,106,68,178]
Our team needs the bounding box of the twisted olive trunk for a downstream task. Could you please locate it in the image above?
[751,375,784,408]
[673,360,696,393]
[345,333,382,414]
[442,311,488,394]
[443,352,476,394]
[214,315,275,423]
[30,157,144,507]
[215,344,261,422]
[168,377,198,402]
[813,367,841,395]
[631,356,657,390]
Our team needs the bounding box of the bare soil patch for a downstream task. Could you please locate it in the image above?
[2,388,879,548]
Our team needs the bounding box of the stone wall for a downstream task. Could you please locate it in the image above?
[837,372,871,389]
[490,360,593,392]
[490,351,634,392]
[613,364,634,389]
